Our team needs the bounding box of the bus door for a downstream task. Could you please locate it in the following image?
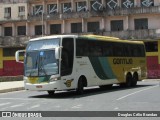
[61,38,74,88]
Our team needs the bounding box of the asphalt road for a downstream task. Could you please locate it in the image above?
[0,79,160,119]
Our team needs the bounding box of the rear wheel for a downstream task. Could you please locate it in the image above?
[125,74,132,87]
[132,73,138,87]
[120,73,132,87]
[47,90,55,96]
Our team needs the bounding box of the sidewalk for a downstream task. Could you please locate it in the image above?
[0,81,24,93]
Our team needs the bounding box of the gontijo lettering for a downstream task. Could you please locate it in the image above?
[113,58,133,64]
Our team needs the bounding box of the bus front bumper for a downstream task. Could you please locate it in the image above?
[24,81,63,91]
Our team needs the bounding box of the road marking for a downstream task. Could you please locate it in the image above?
[0,107,10,110]
[71,104,82,109]
[117,85,158,101]
[114,107,119,110]
[27,104,40,110]
[10,103,25,108]
[0,102,11,106]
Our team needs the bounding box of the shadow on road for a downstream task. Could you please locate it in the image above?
[29,83,155,99]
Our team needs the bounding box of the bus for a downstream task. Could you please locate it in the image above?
[144,40,160,78]
[15,35,147,95]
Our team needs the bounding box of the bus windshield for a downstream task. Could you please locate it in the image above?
[25,38,60,77]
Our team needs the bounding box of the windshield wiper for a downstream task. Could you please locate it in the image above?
[39,57,48,76]
[29,55,39,77]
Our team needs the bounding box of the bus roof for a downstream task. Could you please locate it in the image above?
[81,34,120,40]
[29,34,144,44]
[80,35,144,44]
[29,35,78,41]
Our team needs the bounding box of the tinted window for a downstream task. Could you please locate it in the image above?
[76,38,145,57]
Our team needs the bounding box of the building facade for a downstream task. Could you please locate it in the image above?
[0,0,160,47]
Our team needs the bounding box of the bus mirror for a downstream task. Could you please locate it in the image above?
[15,50,25,63]
[55,47,60,60]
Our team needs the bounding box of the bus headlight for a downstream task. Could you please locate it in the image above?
[50,77,60,82]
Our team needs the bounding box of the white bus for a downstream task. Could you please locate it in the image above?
[15,35,147,95]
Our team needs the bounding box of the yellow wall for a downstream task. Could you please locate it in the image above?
[146,52,158,56]
[0,48,24,69]
[146,40,160,64]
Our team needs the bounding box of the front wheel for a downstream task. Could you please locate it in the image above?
[76,78,84,95]
[47,90,55,96]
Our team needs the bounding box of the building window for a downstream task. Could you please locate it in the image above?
[61,3,72,13]
[4,27,12,36]
[35,25,42,35]
[76,1,87,12]
[17,26,26,35]
[90,0,103,11]
[111,20,123,31]
[134,18,148,30]
[106,0,118,9]
[71,23,82,33]
[18,6,25,16]
[122,0,134,8]
[4,7,11,18]
[50,24,61,34]
[141,0,154,7]
[33,5,43,15]
[87,22,100,32]
[47,4,57,14]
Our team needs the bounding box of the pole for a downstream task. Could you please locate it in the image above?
[42,0,44,36]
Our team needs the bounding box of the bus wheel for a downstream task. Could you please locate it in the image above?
[76,77,84,95]
[132,73,138,87]
[125,73,132,87]
[47,90,55,96]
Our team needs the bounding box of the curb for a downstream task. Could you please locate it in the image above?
[0,76,23,82]
[0,87,25,93]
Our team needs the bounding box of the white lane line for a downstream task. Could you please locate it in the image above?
[0,102,11,106]
[117,85,158,101]
[0,107,10,110]
[71,104,82,109]
[10,103,26,108]
[114,107,119,110]
[27,104,40,110]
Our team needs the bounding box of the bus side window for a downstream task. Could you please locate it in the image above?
[102,41,113,57]
[113,43,124,57]
[76,39,89,56]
